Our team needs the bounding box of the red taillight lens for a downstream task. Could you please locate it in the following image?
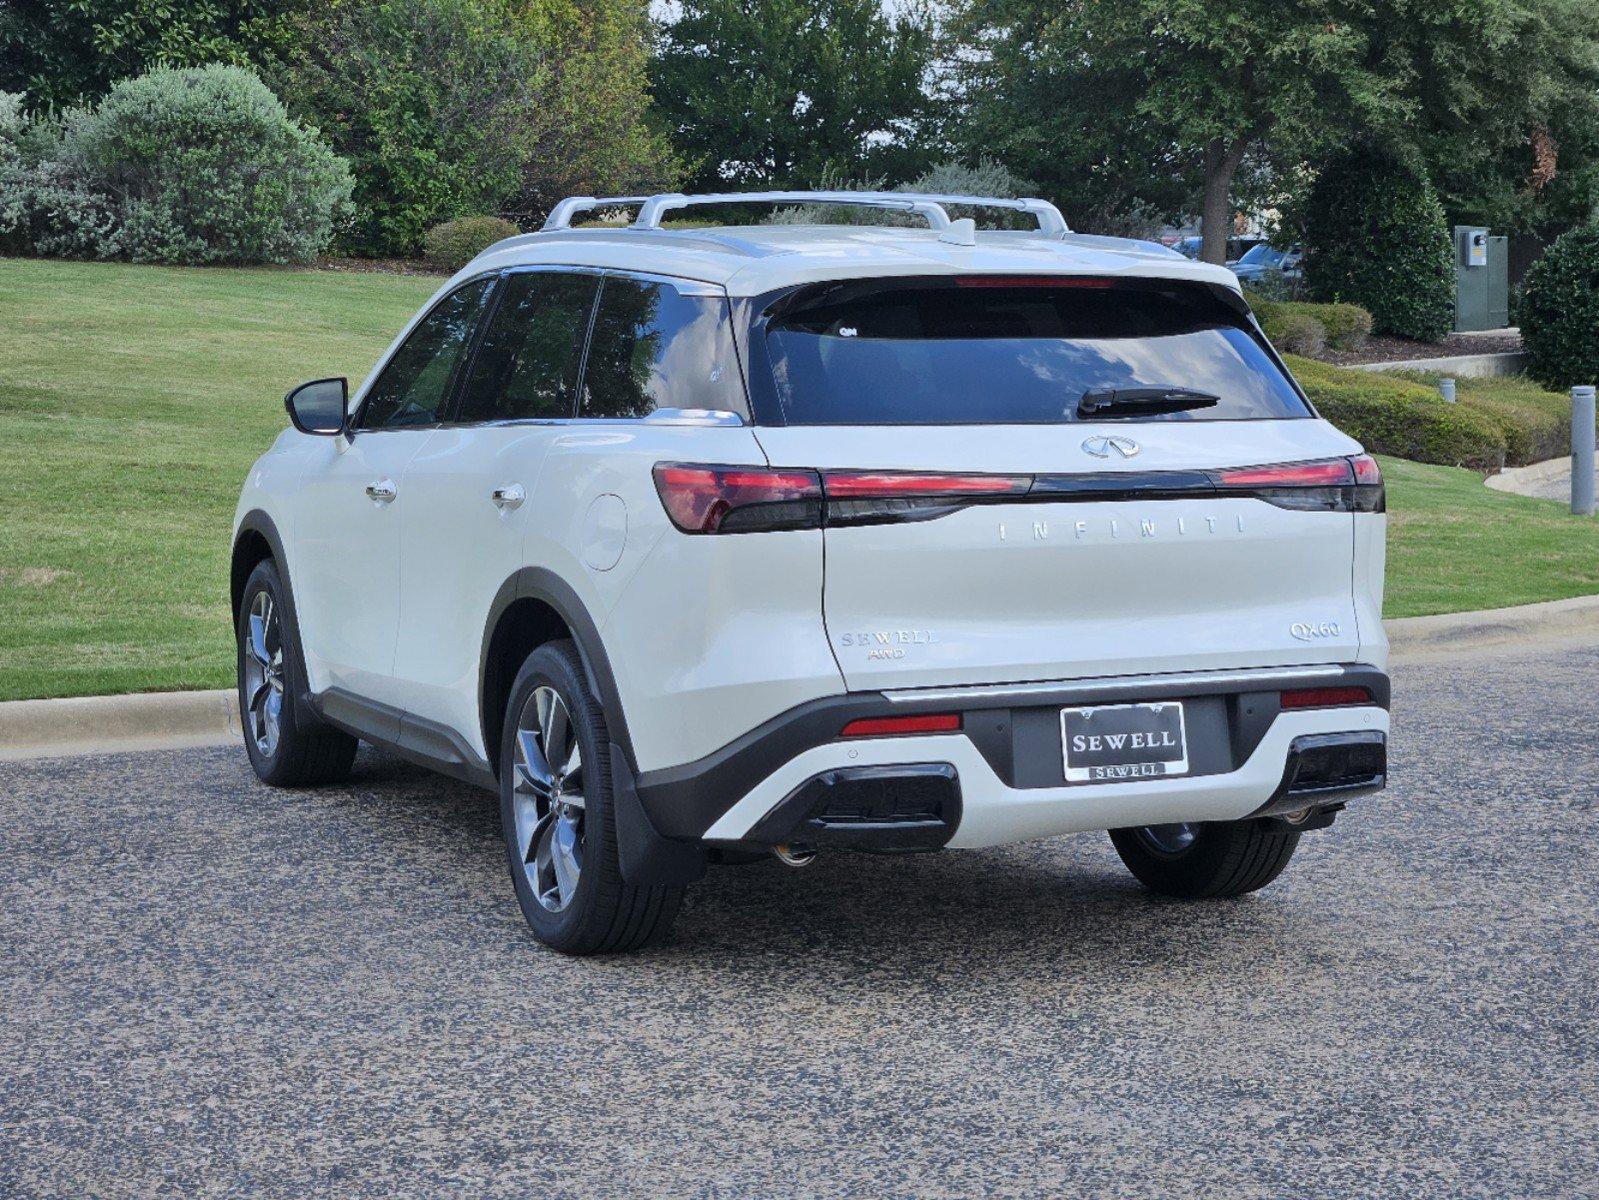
[1215,459,1355,488]
[822,471,1032,498]
[652,463,823,534]
[1280,686,1373,709]
[1351,453,1382,485]
[840,714,962,738]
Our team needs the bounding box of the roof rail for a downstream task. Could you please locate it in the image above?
[540,191,1070,238]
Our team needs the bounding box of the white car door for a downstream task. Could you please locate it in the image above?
[291,276,497,707]
[390,268,602,751]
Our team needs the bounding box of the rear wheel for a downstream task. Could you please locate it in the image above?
[1109,819,1300,899]
[498,640,682,954]
[237,559,357,786]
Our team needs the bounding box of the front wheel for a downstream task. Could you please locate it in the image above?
[498,640,682,954]
[1109,819,1300,899]
[237,558,357,787]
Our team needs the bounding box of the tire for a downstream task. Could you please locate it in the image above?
[498,640,683,954]
[1109,819,1301,899]
[237,559,357,787]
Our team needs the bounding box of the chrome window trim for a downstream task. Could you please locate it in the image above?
[883,664,1356,706]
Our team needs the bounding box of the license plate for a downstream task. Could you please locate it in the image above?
[1061,701,1188,782]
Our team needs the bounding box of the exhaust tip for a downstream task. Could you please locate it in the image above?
[773,844,817,868]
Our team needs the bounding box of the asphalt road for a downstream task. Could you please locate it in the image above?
[4,644,1598,1199]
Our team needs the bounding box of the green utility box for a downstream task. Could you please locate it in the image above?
[1454,225,1509,332]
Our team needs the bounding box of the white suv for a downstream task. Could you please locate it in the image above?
[231,191,1390,954]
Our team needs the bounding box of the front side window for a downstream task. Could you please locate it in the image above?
[358,278,495,429]
[764,278,1310,425]
[580,277,746,419]
[456,270,599,423]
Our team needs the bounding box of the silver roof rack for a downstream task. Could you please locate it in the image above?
[540,191,1070,238]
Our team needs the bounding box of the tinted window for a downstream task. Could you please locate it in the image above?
[456,271,598,423]
[359,278,494,429]
[581,277,746,419]
[765,279,1309,425]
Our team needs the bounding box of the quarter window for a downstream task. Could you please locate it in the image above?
[580,276,746,419]
[358,278,494,429]
[456,271,599,423]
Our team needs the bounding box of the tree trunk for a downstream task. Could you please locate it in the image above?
[1200,136,1250,266]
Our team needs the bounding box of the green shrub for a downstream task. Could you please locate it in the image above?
[1261,307,1327,357]
[1314,302,1373,351]
[1450,375,1576,466]
[1287,356,1507,470]
[1519,223,1599,390]
[422,215,519,272]
[1,65,352,264]
[1303,145,1454,343]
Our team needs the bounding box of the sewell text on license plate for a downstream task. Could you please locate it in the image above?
[1061,701,1189,783]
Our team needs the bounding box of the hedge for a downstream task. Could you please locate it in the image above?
[1518,223,1599,390]
[423,214,519,272]
[1286,356,1507,470]
[1251,296,1373,355]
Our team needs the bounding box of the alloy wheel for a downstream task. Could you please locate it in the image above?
[241,590,285,758]
[512,685,586,912]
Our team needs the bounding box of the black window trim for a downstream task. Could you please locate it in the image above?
[348,270,502,435]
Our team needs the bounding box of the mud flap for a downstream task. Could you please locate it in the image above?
[610,743,706,887]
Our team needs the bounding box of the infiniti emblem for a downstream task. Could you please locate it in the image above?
[1082,435,1140,459]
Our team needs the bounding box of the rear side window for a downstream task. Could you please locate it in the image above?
[580,276,746,419]
[764,278,1310,425]
[456,270,598,423]
[358,278,494,429]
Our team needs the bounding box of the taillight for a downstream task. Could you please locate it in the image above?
[1280,686,1373,709]
[652,463,822,534]
[823,470,1032,526]
[1210,456,1385,513]
[840,714,961,737]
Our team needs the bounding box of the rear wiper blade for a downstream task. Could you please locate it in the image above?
[1077,386,1220,419]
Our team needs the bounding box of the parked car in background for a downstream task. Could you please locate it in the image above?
[232,191,1389,954]
[1173,235,1267,262]
[1230,243,1304,285]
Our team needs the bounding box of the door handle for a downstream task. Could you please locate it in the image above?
[491,483,525,511]
[365,478,397,503]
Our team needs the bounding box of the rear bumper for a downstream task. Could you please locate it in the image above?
[633,663,1389,850]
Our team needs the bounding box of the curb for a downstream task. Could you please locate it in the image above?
[1486,456,1572,493]
[0,689,240,763]
[1385,593,1599,659]
[1349,351,1527,378]
[2,596,1597,762]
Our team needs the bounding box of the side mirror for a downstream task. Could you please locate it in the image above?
[285,377,348,435]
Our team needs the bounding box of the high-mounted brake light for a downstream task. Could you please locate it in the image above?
[955,275,1114,289]
[652,463,822,534]
[1280,686,1373,710]
[841,714,961,738]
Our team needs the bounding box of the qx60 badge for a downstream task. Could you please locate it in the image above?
[1081,435,1140,459]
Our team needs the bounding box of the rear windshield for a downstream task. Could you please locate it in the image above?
[764,278,1309,425]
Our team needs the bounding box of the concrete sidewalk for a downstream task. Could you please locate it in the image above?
[1488,455,1598,505]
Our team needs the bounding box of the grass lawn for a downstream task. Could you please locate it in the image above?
[2,257,1597,700]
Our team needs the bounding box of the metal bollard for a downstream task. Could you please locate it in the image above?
[1438,377,1456,403]
[1575,385,1596,517]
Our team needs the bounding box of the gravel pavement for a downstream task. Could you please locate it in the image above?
[3,645,1598,1198]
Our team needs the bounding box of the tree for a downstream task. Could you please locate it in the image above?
[280,0,676,255]
[953,1,1407,262]
[1302,144,1454,341]
[0,0,310,108]
[653,0,935,191]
